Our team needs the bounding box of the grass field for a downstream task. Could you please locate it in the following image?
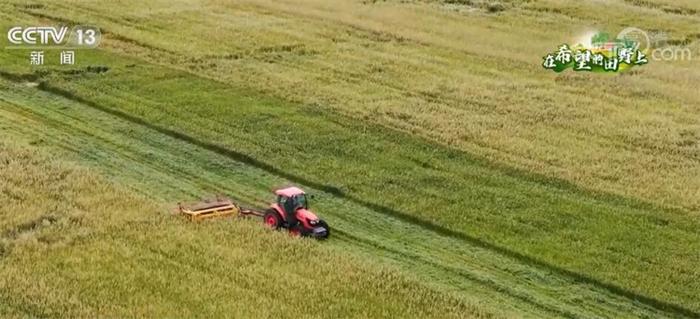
[0,0,698,318]
[0,141,490,318]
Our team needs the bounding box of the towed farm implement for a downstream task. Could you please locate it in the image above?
[178,187,330,239]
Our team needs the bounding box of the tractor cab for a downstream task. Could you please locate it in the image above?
[276,187,309,215]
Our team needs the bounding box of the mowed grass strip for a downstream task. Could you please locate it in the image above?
[0,141,492,319]
[0,43,698,314]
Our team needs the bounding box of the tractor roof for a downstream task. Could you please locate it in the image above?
[275,187,305,197]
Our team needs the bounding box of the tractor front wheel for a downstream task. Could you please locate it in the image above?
[263,210,282,230]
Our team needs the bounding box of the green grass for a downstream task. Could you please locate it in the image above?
[17,0,697,212]
[0,50,698,317]
[0,0,698,317]
[0,141,490,319]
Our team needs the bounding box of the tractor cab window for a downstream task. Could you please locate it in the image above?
[294,194,308,210]
[278,194,308,214]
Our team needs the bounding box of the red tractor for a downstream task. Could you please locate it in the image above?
[263,187,330,239]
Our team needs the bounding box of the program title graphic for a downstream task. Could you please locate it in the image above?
[543,27,650,73]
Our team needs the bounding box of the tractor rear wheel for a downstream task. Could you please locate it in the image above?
[263,209,282,230]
